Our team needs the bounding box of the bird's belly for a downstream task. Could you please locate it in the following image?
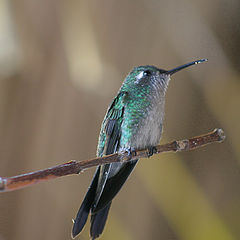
[132,113,163,149]
[121,106,164,150]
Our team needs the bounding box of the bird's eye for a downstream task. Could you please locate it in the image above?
[143,70,151,76]
[135,70,151,83]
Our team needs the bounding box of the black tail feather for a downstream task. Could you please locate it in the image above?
[93,160,138,213]
[72,161,137,239]
[90,203,111,240]
[72,168,100,238]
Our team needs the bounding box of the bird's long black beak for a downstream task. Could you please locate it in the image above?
[166,59,208,75]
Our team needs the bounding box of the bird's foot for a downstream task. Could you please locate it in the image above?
[147,146,157,157]
[127,147,137,160]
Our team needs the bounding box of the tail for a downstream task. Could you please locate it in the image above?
[90,203,111,240]
[72,168,100,238]
[72,160,138,239]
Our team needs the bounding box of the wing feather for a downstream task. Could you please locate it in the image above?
[93,91,127,208]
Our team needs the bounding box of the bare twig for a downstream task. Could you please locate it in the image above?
[0,128,225,193]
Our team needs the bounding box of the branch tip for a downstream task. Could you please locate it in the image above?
[215,128,225,142]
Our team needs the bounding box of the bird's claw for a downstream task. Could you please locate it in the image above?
[147,146,157,157]
[127,147,137,159]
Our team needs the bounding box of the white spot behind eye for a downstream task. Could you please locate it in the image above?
[134,71,144,84]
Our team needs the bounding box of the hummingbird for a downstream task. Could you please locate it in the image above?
[72,59,207,239]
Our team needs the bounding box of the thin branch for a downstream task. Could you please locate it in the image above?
[0,128,225,193]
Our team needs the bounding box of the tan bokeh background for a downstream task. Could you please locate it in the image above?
[0,0,240,239]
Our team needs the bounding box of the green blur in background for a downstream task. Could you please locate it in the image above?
[0,0,239,240]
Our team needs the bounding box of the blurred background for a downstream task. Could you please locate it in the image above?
[0,0,239,239]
